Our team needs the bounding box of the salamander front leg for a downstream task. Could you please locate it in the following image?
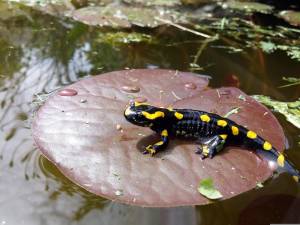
[196,135,227,159]
[144,129,169,155]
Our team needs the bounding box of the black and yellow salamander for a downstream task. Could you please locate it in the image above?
[124,100,300,182]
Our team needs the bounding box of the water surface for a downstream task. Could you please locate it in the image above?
[0,2,300,225]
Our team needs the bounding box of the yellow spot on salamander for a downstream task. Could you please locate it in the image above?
[202,145,209,156]
[142,111,165,120]
[167,107,174,111]
[155,141,164,146]
[277,154,285,167]
[217,120,227,127]
[220,134,228,140]
[200,114,210,122]
[174,112,184,120]
[247,130,257,139]
[124,107,134,116]
[161,129,168,137]
[231,126,239,135]
[263,141,272,150]
[146,145,156,155]
[134,101,149,107]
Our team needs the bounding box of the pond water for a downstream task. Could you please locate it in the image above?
[0,1,300,225]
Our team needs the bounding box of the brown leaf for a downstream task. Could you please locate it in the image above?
[32,69,284,207]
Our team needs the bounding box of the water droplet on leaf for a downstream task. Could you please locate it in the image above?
[115,189,123,196]
[59,89,78,96]
[121,85,140,93]
[185,82,197,89]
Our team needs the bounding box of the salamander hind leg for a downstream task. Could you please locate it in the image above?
[144,129,169,156]
[195,135,227,159]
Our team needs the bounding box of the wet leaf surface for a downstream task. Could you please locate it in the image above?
[96,32,154,45]
[32,69,285,207]
[123,0,181,7]
[70,5,185,28]
[222,2,274,14]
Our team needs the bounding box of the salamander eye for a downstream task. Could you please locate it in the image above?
[137,113,146,119]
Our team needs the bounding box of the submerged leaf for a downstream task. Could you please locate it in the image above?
[253,95,300,129]
[222,2,273,14]
[97,32,153,45]
[198,178,223,200]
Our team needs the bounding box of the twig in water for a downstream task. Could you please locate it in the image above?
[155,17,211,39]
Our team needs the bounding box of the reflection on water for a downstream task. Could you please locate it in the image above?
[0,3,198,225]
[0,1,300,225]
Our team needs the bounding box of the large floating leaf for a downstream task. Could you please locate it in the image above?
[32,69,285,207]
[70,5,186,28]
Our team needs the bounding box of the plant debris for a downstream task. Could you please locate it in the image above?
[279,77,300,88]
[222,2,274,14]
[256,181,264,189]
[253,95,300,129]
[223,107,241,118]
[198,178,223,200]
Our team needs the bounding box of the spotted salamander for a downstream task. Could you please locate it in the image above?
[124,101,300,182]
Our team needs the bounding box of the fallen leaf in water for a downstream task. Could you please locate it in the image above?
[198,178,223,200]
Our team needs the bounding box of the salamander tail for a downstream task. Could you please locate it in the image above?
[256,147,300,182]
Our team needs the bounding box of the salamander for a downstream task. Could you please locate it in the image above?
[124,100,300,182]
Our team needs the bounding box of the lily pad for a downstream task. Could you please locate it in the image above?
[70,5,185,28]
[8,0,75,17]
[123,0,181,7]
[32,69,285,207]
[222,2,274,14]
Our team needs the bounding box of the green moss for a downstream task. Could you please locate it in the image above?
[253,95,300,129]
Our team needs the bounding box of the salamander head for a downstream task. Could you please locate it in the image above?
[124,101,165,127]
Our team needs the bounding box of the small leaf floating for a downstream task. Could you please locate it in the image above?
[32,69,285,207]
[198,178,223,200]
